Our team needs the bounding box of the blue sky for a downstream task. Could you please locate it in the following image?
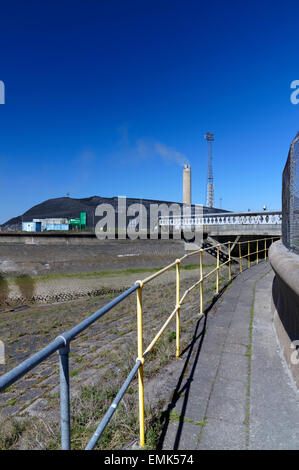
[0,0,298,223]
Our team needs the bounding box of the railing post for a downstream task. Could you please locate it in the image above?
[228,241,231,281]
[264,239,267,260]
[199,250,204,314]
[135,281,145,448]
[256,240,259,264]
[239,243,242,273]
[248,240,251,268]
[175,260,181,358]
[58,342,71,450]
[216,244,220,294]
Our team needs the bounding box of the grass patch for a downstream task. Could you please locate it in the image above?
[7,399,17,406]
[70,370,79,377]
[168,331,176,342]
[169,410,180,422]
[67,382,139,449]
[6,263,216,283]
[0,419,30,449]
[195,419,207,427]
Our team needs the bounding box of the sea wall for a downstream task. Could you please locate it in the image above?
[269,240,299,388]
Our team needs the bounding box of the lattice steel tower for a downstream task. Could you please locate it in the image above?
[205,132,214,208]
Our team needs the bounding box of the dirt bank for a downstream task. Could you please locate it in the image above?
[0,263,237,449]
[0,240,218,307]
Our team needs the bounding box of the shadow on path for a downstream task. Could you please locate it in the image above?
[157,284,229,450]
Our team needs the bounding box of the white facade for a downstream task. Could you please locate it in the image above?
[33,218,68,230]
[22,222,37,232]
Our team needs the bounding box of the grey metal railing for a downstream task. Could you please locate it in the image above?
[159,210,282,228]
[85,359,142,450]
[0,283,140,450]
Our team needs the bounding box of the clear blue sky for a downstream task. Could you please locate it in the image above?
[0,0,298,223]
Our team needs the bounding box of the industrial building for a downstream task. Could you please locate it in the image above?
[22,221,42,232]
[33,218,69,231]
[22,213,87,232]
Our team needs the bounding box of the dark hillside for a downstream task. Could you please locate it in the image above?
[2,196,228,230]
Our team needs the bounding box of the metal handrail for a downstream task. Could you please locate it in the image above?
[159,210,282,227]
[0,284,139,449]
[0,236,280,450]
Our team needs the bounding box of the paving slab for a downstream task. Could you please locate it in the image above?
[161,420,201,450]
[212,375,247,401]
[161,261,299,450]
[217,351,249,382]
[206,391,247,425]
[222,342,248,355]
[173,393,208,424]
[197,418,247,450]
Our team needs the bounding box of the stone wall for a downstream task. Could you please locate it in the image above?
[269,240,299,388]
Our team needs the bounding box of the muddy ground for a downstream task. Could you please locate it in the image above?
[0,240,191,277]
[0,240,219,306]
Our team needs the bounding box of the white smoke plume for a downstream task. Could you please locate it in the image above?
[154,142,189,166]
[112,126,189,166]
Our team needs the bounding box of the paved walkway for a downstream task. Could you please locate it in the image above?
[159,261,299,450]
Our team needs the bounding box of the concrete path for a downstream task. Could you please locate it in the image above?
[159,261,299,450]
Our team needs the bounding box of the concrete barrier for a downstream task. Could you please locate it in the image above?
[207,224,281,237]
[0,231,174,245]
[0,232,101,245]
[269,240,299,388]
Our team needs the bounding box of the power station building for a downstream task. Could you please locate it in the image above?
[21,214,87,232]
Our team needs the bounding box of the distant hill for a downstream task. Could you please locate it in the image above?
[1,196,228,230]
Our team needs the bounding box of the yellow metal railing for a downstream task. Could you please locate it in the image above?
[0,234,280,450]
[133,236,280,447]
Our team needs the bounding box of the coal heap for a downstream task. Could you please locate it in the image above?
[2,196,228,230]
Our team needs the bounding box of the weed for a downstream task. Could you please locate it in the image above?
[0,418,29,449]
[70,370,79,377]
[169,410,180,422]
[195,420,207,427]
[168,331,176,342]
[7,399,17,406]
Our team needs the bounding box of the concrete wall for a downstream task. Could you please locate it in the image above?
[0,232,99,245]
[269,240,299,388]
[207,224,281,237]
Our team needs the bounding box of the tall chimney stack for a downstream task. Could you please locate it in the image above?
[183,164,191,205]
